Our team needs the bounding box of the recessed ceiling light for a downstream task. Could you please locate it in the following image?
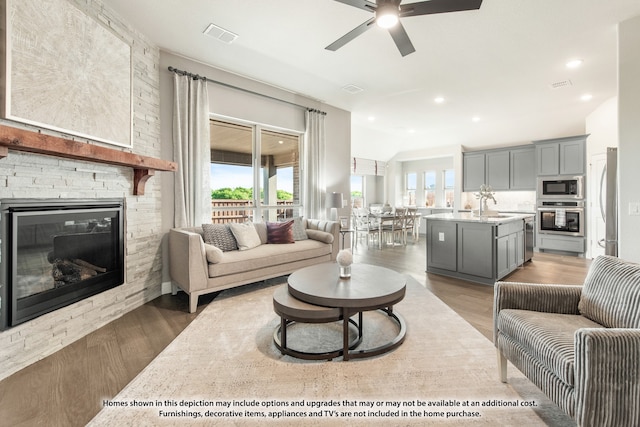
[434,96,445,104]
[581,94,593,101]
[278,140,284,144]
[472,116,481,122]
[566,59,583,69]
[407,129,415,134]
[368,116,376,122]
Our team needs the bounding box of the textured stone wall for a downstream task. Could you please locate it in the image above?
[0,0,162,380]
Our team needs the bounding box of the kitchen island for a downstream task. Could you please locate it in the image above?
[425,212,533,285]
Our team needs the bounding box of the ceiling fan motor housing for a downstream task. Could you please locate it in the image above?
[375,1,401,28]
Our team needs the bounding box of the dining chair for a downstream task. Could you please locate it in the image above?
[352,208,378,248]
[382,208,407,246]
[405,207,420,242]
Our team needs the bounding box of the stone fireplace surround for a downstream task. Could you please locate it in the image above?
[0,0,165,381]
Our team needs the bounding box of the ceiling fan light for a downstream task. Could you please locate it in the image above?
[376,3,399,28]
[377,14,398,28]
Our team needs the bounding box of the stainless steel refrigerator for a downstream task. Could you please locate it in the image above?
[599,147,618,256]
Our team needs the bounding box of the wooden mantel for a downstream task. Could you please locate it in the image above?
[0,124,177,195]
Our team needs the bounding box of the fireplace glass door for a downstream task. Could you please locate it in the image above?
[1,199,124,329]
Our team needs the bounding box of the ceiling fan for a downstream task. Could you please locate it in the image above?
[325,0,483,57]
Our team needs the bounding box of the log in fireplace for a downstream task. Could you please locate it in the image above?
[0,199,124,330]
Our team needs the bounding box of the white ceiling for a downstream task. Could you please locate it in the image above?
[105,0,640,161]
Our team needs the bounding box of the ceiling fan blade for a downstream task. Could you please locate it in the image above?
[325,17,376,51]
[400,0,482,17]
[388,22,416,57]
[332,0,377,13]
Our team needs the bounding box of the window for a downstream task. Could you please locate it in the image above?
[406,172,416,206]
[424,171,436,207]
[209,119,302,223]
[350,175,364,208]
[444,169,455,207]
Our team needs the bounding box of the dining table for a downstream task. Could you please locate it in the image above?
[368,211,402,249]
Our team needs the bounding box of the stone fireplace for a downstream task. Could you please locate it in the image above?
[0,0,166,382]
[0,199,125,330]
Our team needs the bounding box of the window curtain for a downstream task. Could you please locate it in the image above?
[302,109,326,219]
[172,73,212,227]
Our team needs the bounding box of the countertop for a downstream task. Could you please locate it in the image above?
[425,212,534,224]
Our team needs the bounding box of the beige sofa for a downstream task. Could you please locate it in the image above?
[169,219,339,313]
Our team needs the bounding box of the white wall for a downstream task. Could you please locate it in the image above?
[586,97,619,156]
[618,16,640,263]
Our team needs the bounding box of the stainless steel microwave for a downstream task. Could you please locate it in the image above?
[537,176,584,199]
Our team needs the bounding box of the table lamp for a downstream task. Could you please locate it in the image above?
[326,192,343,221]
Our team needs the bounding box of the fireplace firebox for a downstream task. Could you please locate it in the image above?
[0,199,124,330]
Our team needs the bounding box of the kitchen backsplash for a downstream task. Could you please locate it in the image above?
[461,191,536,212]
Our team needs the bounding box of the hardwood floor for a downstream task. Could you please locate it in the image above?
[0,240,591,426]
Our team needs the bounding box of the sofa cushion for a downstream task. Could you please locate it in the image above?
[208,239,331,278]
[497,309,603,386]
[578,255,640,328]
[267,221,294,244]
[229,222,261,251]
[202,224,238,251]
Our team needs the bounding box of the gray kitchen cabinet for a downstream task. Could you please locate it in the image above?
[463,145,536,192]
[496,235,510,279]
[426,220,457,271]
[510,147,536,190]
[486,151,510,190]
[535,135,587,176]
[426,216,528,284]
[535,143,559,176]
[559,139,585,175]
[516,230,524,265]
[463,152,485,192]
[457,222,494,278]
[496,221,524,278]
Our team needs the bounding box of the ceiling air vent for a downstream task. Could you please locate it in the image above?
[549,79,572,90]
[342,84,364,94]
[203,23,238,44]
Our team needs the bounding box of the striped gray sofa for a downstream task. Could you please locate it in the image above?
[494,255,640,427]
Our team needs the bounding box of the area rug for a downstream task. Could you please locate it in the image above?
[88,274,575,426]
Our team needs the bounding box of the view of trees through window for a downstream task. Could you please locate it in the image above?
[209,119,300,223]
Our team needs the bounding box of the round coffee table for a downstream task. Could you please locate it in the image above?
[287,263,407,361]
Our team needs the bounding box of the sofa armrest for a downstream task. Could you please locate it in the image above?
[574,328,640,427]
[169,228,209,293]
[494,282,582,344]
[305,219,340,261]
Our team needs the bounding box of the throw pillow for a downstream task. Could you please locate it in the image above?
[202,224,238,252]
[204,244,224,264]
[290,217,308,241]
[266,220,294,244]
[306,229,334,244]
[253,222,268,244]
[228,222,262,251]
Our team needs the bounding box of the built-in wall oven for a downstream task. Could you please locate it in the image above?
[537,200,585,237]
[537,176,584,199]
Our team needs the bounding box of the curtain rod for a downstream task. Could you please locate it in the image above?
[168,66,326,114]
